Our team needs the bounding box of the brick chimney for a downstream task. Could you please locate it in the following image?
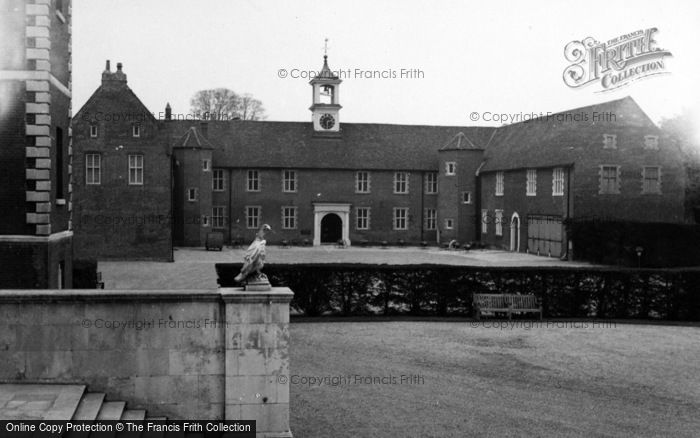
[165,103,172,121]
[101,60,127,90]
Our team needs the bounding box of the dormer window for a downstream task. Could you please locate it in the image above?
[132,124,141,138]
[644,135,659,150]
[603,134,617,149]
[90,124,98,138]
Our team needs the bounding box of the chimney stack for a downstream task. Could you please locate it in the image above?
[101,60,127,89]
[105,60,111,72]
[117,62,123,72]
[165,103,172,121]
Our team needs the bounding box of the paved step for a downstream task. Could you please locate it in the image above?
[0,384,86,420]
[96,401,126,420]
[72,393,106,420]
[121,409,146,421]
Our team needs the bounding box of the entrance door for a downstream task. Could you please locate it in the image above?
[321,213,342,243]
[510,213,520,252]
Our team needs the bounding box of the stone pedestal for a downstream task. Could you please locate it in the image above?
[221,287,293,438]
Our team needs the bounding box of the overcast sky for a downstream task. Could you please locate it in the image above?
[73,0,700,130]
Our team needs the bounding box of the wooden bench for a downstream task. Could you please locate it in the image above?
[473,293,542,320]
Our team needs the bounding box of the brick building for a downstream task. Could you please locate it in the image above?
[72,56,689,261]
[0,0,74,288]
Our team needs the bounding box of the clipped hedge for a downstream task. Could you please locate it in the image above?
[216,263,700,321]
[566,219,700,267]
[72,259,98,289]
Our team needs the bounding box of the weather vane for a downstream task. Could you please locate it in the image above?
[324,38,329,57]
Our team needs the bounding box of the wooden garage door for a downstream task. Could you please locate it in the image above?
[527,215,562,257]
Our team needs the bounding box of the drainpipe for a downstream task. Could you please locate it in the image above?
[228,168,233,245]
[420,171,425,243]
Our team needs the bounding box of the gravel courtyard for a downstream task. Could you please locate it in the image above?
[289,320,700,437]
[99,246,590,289]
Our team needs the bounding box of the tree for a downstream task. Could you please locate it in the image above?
[190,88,266,121]
[659,108,700,158]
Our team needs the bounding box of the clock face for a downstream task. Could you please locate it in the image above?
[320,113,335,130]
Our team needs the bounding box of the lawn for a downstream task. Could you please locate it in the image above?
[289,320,700,437]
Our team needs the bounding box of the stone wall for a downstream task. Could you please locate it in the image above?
[0,288,293,437]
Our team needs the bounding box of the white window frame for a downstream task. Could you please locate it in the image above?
[462,191,472,204]
[603,134,617,149]
[356,171,371,193]
[644,135,659,150]
[356,207,370,230]
[424,208,436,230]
[424,172,438,194]
[599,165,621,194]
[552,167,565,196]
[89,124,98,138]
[85,153,101,185]
[526,169,537,196]
[642,166,662,194]
[495,209,503,236]
[445,161,456,176]
[246,169,260,192]
[132,124,141,138]
[213,169,225,191]
[187,188,197,202]
[281,206,297,229]
[393,207,409,230]
[495,171,504,196]
[282,170,297,193]
[444,218,454,230]
[128,154,143,186]
[481,209,488,234]
[202,215,210,227]
[245,206,261,229]
[394,172,409,194]
[212,206,226,228]
[202,159,210,171]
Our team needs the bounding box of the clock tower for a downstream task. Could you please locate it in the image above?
[310,50,342,134]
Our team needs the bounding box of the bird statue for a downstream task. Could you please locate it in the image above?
[234,224,272,284]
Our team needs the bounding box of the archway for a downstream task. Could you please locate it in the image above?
[510,213,520,252]
[321,213,342,243]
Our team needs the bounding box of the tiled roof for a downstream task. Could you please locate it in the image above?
[440,132,484,150]
[167,121,497,170]
[173,126,215,149]
[479,96,660,172]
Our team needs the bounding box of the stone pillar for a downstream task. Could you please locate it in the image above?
[222,287,293,438]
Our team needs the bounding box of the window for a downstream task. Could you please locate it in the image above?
[246,170,260,192]
[599,165,621,194]
[90,124,98,138]
[424,208,436,230]
[202,159,210,171]
[393,208,408,230]
[481,210,488,234]
[642,166,662,194]
[495,209,503,236]
[213,169,225,191]
[603,134,617,149]
[644,135,659,150]
[394,172,409,194]
[356,207,370,230]
[552,167,565,196]
[356,171,371,193]
[245,206,261,229]
[495,171,504,196]
[424,172,438,194]
[526,169,537,196]
[462,191,472,204]
[445,162,456,175]
[187,188,197,201]
[85,154,101,185]
[281,206,297,229]
[445,218,454,230]
[56,127,63,198]
[128,154,143,185]
[212,206,226,228]
[202,215,210,227]
[283,170,297,193]
[132,124,141,138]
